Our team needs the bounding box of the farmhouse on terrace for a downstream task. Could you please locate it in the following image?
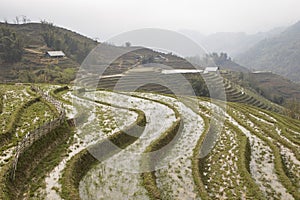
[45,51,65,58]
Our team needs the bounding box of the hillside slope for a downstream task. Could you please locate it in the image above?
[236,21,300,82]
[0,22,99,83]
[222,71,300,105]
[0,22,98,62]
[246,72,300,102]
[0,23,198,83]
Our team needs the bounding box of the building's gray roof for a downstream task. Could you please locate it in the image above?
[46,51,65,57]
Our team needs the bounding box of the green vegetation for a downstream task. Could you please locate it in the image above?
[0,22,98,83]
[228,104,300,199]
[0,85,58,148]
[190,105,211,200]
[40,20,94,63]
[34,66,77,84]
[227,122,266,199]
[0,96,40,147]
[199,119,265,199]
[0,85,32,133]
[188,74,210,97]
[60,149,96,200]
[0,92,3,114]
[50,85,71,105]
[0,26,23,63]
[15,100,55,137]
[3,123,73,200]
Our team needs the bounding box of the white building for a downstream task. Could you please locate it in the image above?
[45,51,65,58]
[204,67,219,73]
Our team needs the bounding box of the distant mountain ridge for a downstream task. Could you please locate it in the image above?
[180,27,285,57]
[236,21,300,82]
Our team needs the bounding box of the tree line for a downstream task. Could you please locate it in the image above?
[40,20,96,63]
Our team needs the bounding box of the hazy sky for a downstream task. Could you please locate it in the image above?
[1,0,300,40]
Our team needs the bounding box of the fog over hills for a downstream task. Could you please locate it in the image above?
[236,20,300,82]
[180,27,285,57]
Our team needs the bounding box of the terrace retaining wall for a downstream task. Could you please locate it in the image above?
[10,85,66,179]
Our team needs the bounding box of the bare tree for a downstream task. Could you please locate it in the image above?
[22,15,31,24]
[125,41,131,47]
[14,16,20,24]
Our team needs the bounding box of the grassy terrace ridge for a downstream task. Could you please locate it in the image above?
[0,85,35,147]
[227,106,300,199]
[230,103,300,189]
[199,119,266,199]
[230,103,300,160]
[0,92,3,114]
[187,96,254,199]
[193,97,298,199]
[0,123,74,200]
[180,96,211,200]
[226,121,266,199]
[141,119,182,200]
[259,107,300,136]
[191,113,211,200]
[60,96,146,200]
[183,96,265,199]
[150,94,212,199]
[0,85,68,199]
[134,94,181,200]
[0,96,41,148]
[246,105,300,146]
[50,85,72,105]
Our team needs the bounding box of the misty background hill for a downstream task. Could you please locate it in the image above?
[236,21,300,82]
[182,21,300,83]
[180,27,285,57]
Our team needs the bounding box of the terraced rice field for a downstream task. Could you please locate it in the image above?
[0,84,32,135]
[79,91,176,199]
[0,84,299,200]
[0,84,56,169]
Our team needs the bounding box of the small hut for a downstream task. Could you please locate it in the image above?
[45,51,65,58]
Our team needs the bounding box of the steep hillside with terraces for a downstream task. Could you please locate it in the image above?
[77,66,283,113]
[0,83,299,199]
